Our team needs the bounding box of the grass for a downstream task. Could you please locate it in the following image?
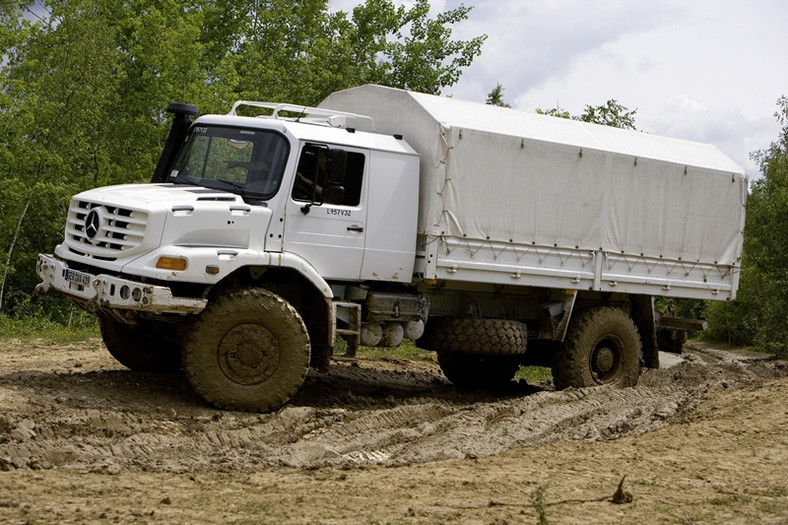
[351,338,437,363]
[0,312,99,341]
[516,365,553,383]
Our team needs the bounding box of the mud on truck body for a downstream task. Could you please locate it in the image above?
[36,85,747,411]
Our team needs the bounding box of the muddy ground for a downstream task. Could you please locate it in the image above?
[0,338,786,524]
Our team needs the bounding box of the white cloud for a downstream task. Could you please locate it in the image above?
[644,95,773,177]
[444,0,683,103]
[327,0,788,178]
[447,0,787,178]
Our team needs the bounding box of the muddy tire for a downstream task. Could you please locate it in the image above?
[419,318,527,355]
[552,307,642,389]
[182,288,310,412]
[437,352,521,388]
[99,317,181,372]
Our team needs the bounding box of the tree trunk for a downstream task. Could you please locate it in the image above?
[0,201,30,311]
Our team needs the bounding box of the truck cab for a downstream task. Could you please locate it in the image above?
[37,102,423,411]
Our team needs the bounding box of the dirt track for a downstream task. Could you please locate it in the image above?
[0,338,786,524]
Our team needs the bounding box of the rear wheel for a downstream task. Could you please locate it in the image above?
[182,288,310,412]
[99,317,181,372]
[552,307,642,389]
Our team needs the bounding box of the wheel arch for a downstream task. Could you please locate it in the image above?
[209,262,334,371]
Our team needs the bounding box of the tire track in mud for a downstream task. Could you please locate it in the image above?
[0,345,784,473]
[305,382,698,466]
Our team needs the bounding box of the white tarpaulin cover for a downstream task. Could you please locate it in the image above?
[320,85,747,299]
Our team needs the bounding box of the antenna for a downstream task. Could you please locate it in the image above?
[294,105,308,122]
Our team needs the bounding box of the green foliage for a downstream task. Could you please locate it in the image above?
[0,0,485,325]
[378,1,486,94]
[577,99,637,130]
[535,106,571,119]
[221,0,486,103]
[485,83,511,107]
[702,96,788,356]
[703,299,759,347]
[654,297,708,320]
[537,99,637,129]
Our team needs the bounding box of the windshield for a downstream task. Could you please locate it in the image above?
[167,125,289,200]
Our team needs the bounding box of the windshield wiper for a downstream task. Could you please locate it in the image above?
[173,175,202,186]
[215,178,248,196]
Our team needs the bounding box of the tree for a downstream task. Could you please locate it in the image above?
[485,83,511,107]
[536,100,637,129]
[372,0,486,94]
[706,96,788,356]
[578,99,637,130]
[223,0,486,103]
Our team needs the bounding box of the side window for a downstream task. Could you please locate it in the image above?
[291,145,366,206]
[292,145,326,202]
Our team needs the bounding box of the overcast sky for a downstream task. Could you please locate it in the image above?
[330,0,787,179]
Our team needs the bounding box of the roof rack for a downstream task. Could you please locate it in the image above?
[228,101,375,131]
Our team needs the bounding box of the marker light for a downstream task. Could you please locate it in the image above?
[156,257,188,271]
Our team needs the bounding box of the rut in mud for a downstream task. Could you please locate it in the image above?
[0,339,784,474]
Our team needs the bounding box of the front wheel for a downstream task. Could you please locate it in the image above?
[551,307,642,389]
[182,288,310,412]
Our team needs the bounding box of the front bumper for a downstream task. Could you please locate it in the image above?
[35,254,207,315]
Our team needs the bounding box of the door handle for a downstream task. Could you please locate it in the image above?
[347,225,364,232]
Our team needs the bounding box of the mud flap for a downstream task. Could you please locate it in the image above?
[631,295,659,369]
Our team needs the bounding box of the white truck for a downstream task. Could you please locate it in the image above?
[36,85,747,411]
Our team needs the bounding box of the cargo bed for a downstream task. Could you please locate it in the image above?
[321,85,747,300]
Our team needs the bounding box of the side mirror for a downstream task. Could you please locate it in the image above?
[322,185,345,205]
[326,148,347,185]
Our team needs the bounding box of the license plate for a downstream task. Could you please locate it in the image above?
[64,269,91,287]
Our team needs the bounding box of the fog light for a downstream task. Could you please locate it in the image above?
[156,256,188,271]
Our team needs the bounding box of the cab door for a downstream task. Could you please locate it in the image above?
[283,143,368,281]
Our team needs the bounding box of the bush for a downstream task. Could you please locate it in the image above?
[703,300,758,347]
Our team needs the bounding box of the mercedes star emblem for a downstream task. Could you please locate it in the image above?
[85,209,101,240]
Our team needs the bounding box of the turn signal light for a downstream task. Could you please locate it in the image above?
[156,256,188,271]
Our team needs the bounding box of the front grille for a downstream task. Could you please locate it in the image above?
[64,200,148,261]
